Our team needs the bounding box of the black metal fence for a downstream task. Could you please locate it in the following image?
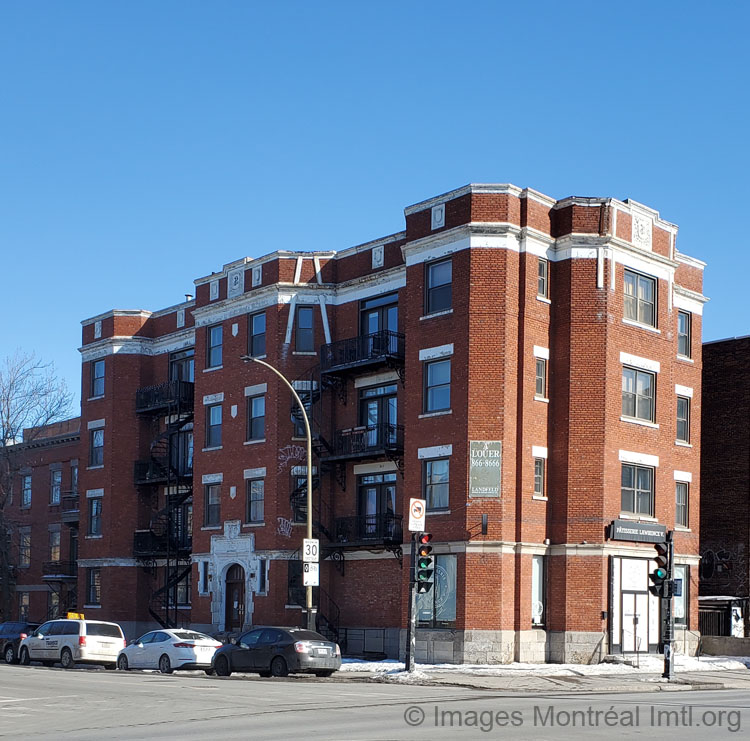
[135,380,194,413]
[41,560,77,578]
[334,513,403,545]
[330,423,404,458]
[321,330,405,373]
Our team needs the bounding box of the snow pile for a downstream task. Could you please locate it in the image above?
[340,654,750,677]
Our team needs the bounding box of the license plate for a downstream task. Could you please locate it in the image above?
[314,648,328,656]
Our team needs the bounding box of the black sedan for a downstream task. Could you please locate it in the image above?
[211,627,341,678]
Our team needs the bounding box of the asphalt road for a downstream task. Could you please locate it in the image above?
[1,665,749,740]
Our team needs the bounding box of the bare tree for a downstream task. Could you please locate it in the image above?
[0,351,74,619]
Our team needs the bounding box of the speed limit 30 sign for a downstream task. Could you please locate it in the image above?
[303,538,319,563]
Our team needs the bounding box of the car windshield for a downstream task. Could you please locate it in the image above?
[86,623,123,638]
[172,631,213,641]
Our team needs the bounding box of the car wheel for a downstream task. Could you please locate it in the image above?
[4,645,16,664]
[214,655,231,677]
[158,654,173,674]
[315,670,334,678]
[60,648,75,669]
[20,647,30,666]
[117,655,129,671]
[270,657,288,678]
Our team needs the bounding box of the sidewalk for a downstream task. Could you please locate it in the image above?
[336,655,750,694]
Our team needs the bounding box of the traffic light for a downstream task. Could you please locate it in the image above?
[649,540,669,598]
[415,533,434,594]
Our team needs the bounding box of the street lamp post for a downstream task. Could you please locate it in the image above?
[241,355,316,631]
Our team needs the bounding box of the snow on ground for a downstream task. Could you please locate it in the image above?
[340,654,750,677]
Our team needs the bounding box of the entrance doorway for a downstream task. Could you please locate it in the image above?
[225,564,245,631]
[621,592,649,652]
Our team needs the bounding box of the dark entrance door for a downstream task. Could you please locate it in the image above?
[225,564,246,632]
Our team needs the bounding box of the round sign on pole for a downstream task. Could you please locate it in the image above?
[408,498,426,532]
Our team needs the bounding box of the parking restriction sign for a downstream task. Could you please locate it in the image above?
[408,498,426,532]
[303,562,319,587]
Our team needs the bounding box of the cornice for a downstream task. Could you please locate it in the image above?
[81,309,152,327]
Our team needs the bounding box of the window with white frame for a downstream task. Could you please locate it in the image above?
[89,428,104,467]
[21,474,31,508]
[248,311,266,357]
[91,359,105,397]
[295,306,314,352]
[86,567,101,605]
[624,269,656,327]
[531,555,546,626]
[676,482,689,527]
[206,404,222,448]
[677,311,691,358]
[207,324,223,368]
[88,496,102,535]
[49,529,61,561]
[204,484,221,526]
[423,458,449,510]
[50,469,62,505]
[246,395,265,441]
[246,479,264,523]
[621,463,654,516]
[425,258,452,314]
[674,564,688,626]
[537,258,549,298]
[424,359,451,412]
[622,367,655,422]
[533,458,545,498]
[676,396,690,443]
[535,358,547,398]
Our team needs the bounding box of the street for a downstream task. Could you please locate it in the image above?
[0,665,749,740]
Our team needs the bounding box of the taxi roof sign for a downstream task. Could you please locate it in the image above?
[66,612,84,620]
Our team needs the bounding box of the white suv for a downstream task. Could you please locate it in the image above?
[19,618,125,669]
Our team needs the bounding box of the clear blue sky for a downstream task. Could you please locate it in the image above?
[2,1,748,408]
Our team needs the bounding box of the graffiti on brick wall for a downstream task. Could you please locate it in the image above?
[701,543,749,595]
[276,517,294,538]
[277,444,306,473]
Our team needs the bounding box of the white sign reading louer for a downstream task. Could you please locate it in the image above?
[469,440,502,498]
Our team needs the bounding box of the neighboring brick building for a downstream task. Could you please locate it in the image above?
[3,419,80,623]
[700,336,750,634]
[8,183,707,663]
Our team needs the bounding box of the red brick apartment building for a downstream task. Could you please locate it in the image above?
[7,183,706,663]
[700,336,750,635]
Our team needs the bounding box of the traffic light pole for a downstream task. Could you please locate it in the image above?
[405,532,417,673]
[662,530,675,681]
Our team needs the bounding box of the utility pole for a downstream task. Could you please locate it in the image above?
[405,532,417,673]
[662,529,675,680]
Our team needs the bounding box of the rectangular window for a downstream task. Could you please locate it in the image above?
[49,530,61,561]
[47,590,60,619]
[19,528,31,567]
[89,428,104,467]
[531,555,546,626]
[676,482,689,527]
[676,396,690,443]
[624,269,656,327]
[424,359,451,412]
[88,497,102,536]
[258,560,267,594]
[249,312,266,357]
[292,389,312,438]
[622,367,655,422]
[677,311,691,358]
[295,306,314,352]
[200,562,209,594]
[535,358,547,398]
[50,470,62,505]
[674,564,688,626]
[87,568,101,605]
[18,592,29,620]
[204,484,221,526]
[423,458,449,511]
[426,258,452,314]
[206,404,222,448]
[71,465,78,495]
[533,458,545,497]
[621,464,654,517]
[537,258,549,298]
[246,479,264,523]
[207,324,223,368]
[416,554,457,627]
[171,573,191,606]
[21,475,31,508]
[91,359,105,397]
[169,348,195,382]
[247,395,265,441]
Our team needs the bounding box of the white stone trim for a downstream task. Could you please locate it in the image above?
[418,444,453,460]
[354,370,400,388]
[531,446,548,459]
[244,383,267,397]
[620,351,660,374]
[77,558,139,567]
[319,295,331,344]
[532,345,549,360]
[202,473,223,484]
[87,418,105,430]
[293,257,303,285]
[86,488,104,498]
[675,384,693,398]
[284,295,298,345]
[290,465,318,475]
[431,203,446,229]
[673,289,706,316]
[618,449,659,468]
[244,467,267,479]
[674,470,693,483]
[352,461,398,475]
[419,344,453,361]
[203,392,224,405]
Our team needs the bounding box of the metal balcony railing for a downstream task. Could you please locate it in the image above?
[60,494,80,522]
[320,330,405,374]
[134,458,192,486]
[41,561,78,579]
[135,380,194,414]
[324,423,404,461]
[334,514,403,547]
[133,530,192,558]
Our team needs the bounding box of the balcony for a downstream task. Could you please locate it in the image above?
[60,494,80,524]
[320,331,405,376]
[321,423,404,462]
[333,514,403,548]
[133,530,192,558]
[134,458,192,486]
[135,380,194,415]
[42,561,77,580]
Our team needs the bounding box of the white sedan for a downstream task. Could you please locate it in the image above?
[117,629,222,674]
